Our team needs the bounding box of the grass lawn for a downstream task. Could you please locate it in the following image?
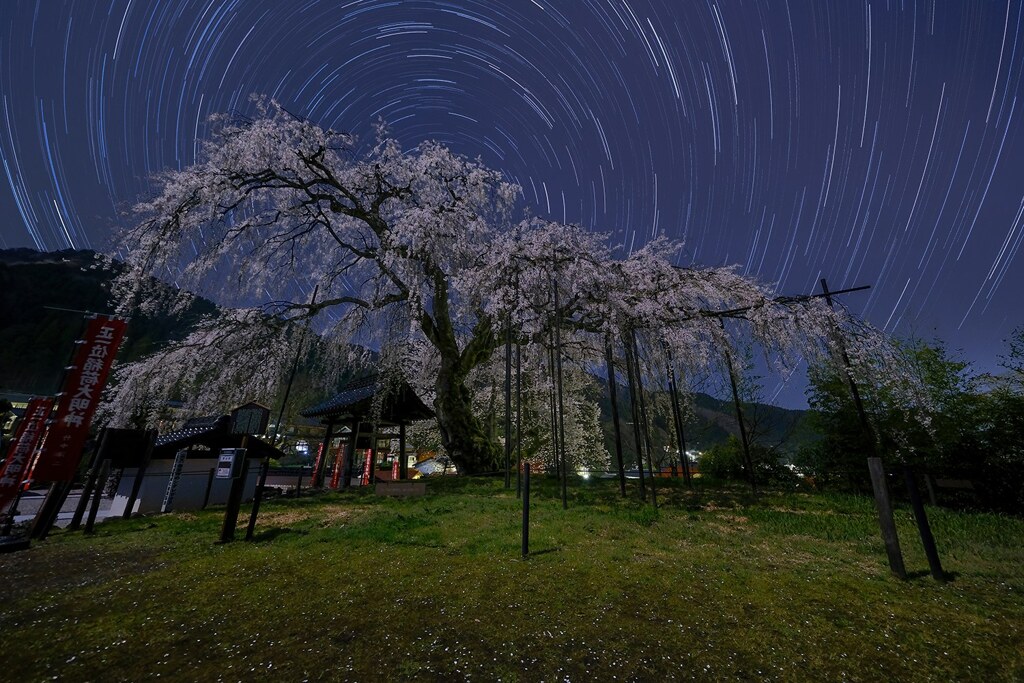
[1,477,1022,681]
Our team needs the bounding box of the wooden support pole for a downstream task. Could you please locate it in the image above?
[664,344,692,487]
[245,456,272,541]
[123,429,157,520]
[623,330,647,502]
[504,319,513,489]
[904,468,946,581]
[316,421,335,488]
[867,457,907,579]
[521,463,530,558]
[605,339,627,497]
[70,429,109,530]
[399,422,408,481]
[553,282,568,509]
[83,459,110,534]
[723,345,757,494]
[629,330,657,507]
[515,340,523,498]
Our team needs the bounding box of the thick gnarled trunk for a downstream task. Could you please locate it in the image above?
[433,356,501,475]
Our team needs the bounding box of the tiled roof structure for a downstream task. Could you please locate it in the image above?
[301,374,434,424]
[153,414,283,459]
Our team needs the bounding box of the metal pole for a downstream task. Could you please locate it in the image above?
[605,339,627,497]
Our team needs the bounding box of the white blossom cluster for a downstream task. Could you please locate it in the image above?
[103,100,921,461]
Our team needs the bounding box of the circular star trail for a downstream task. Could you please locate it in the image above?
[2,0,1023,394]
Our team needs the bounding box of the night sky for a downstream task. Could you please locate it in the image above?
[2,1,1023,403]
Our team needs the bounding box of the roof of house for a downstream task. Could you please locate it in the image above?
[154,414,284,459]
[301,374,434,424]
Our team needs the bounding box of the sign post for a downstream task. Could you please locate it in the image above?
[218,447,248,543]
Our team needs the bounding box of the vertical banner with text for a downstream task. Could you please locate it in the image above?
[33,316,127,482]
[361,448,373,486]
[0,397,54,512]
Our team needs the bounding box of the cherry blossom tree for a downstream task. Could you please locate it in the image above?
[111,99,908,475]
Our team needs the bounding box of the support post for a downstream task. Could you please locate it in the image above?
[867,457,907,579]
[515,340,523,498]
[605,339,627,497]
[399,423,408,481]
[723,345,757,494]
[342,421,360,489]
[904,468,946,581]
[664,344,692,486]
[70,429,109,530]
[504,318,512,489]
[245,456,271,541]
[30,481,72,540]
[122,429,157,520]
[83,459,110,534]
[821,279,910,575]
[521,463,530,558]
[553,282,568,509]
[219,449,249,544]
[629,330,657,507]
[623,329,647,501]
[547,335,560,492]
[201,467,214,510]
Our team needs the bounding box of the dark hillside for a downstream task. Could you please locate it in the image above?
[0,249,216,394]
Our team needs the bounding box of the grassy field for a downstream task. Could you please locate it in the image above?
[1,477,1022,681]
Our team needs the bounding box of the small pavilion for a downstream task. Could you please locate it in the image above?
[300,375,434,486]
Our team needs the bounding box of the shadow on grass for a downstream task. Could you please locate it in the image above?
[905,569,958,583]
[525,546,562,557]
[251,527,309,543]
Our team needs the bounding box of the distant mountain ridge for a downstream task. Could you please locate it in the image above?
[0,248,216,395]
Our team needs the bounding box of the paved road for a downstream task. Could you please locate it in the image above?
[10,489,115,528]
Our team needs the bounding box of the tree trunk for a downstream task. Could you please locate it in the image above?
[434,356,501,475]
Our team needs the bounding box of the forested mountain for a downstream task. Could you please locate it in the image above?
[0,248,216,395]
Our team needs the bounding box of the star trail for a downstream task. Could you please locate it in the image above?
[2,0,1023,399]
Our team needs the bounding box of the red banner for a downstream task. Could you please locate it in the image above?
[0,397,54,512]
[33,316,127,481]
[311,442,325,485]
[391,456,399,481]
[361,448,373,486]
[329,443,344,489]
